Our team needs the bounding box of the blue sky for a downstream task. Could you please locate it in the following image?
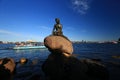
[0,0,120,42]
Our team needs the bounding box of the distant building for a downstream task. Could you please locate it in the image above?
[0,41,3,44]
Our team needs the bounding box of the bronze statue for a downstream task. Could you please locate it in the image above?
[52,18,63,36]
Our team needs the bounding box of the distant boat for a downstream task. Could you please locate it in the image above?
[13,45,46,50]
[13,40,46,50]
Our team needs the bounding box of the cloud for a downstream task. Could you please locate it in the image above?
[0,29,21,36]
[71,0,90,14]
[0,29,43,41]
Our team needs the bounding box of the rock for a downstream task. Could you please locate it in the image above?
[109,61,120,67]
[112,55,120,59]
[44,35,73,55]
[81,59,109,80]
[0,58,16,80]
[43,35,109,80]
[32,59,38,65]
[42,53,88,80]
[20,57,28,64]
[42,53,109,80]
[90,58,102,62]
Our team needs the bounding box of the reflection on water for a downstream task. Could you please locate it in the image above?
[0,43,120,80]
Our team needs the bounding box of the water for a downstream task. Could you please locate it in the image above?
[0,43,120,80]
[73,43,120,61]
[73,43,120,80]
[0,44,15,49]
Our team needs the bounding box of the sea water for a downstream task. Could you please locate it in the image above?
[0,43,120,80]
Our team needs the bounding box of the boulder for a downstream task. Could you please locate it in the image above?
[0,58,16,80]
[112,55,120,59]
[42,53,88,80]
[20,57,28,64]
[42,53,109,80]
[44,35,73,55]
[43,35,109,80]
[81,59,109,80]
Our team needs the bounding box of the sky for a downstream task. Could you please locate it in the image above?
[0,0,120,42]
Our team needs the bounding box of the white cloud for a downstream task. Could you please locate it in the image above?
[71,0,90,14]
[0,29,21,36]
[0,29,43,41]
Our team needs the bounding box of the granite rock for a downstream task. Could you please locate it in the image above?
[0,58,16,80]
[42,53,109,80]
[44,35,73,55]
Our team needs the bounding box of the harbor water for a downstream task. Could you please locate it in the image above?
[0,43,120,80]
